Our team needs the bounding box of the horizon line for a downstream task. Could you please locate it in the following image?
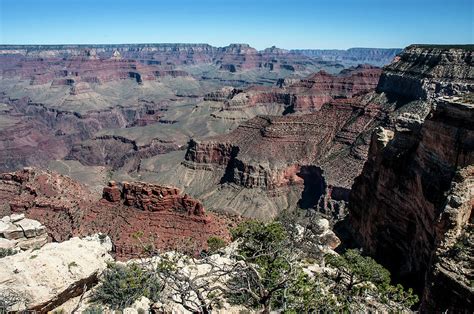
[0,42,406,51]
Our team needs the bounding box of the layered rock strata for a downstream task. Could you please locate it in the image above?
[0,96,170,172]
[212,65,382,114]
[184,96,385,211]
[377,44,474,99]
[348,97,473,311]
[0,168,232,259]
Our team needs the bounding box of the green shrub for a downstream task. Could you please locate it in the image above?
[82,305,104,314]
[207,236,226,253]
[98,234,108,244]
[0,248,17,258]
[91,262,160,310]
[326,249,419,310]
[68,261,79,272]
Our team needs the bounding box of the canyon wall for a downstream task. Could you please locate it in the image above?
[212,65,382,114]
[183,96,386,214]
[292,47,402,66]
[0,96,169,172]
[348,45,473,311]
[0,44,399,67]
[377,44,474,100]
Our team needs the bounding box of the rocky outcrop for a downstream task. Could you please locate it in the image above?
[0,167,96,241]
[0,168,232,259]
[421,168,473,312]
[185,140,238,167]
[185,98,382,188]
[288,65,382,112]
[348,96,473,311]
[0,214,47,251]
[214,65,382,114]
[82,181,230,259]
[377,45,474,100]
[118,181,205,215]
[67,136,179,171]
[184,97,387,213]
[204,87,242,102]
[0,234,113,312]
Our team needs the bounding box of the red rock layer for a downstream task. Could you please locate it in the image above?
[1,56,189,88]
[0,96,171,172]
[0,168,231,259]
[0,43,334,87]
[185,97,384,191]
[215,65,382,113]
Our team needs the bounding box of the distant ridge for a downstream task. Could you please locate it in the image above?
[0,43,402,53]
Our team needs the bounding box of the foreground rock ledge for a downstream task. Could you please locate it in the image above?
[0,234,112,312]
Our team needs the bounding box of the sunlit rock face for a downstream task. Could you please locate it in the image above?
[0,168,232,260]
[345,45,474,312]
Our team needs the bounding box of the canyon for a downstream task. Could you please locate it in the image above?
[0,43,472,311]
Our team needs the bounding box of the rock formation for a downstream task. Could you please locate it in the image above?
[183,95,386,215]
[0,43,347,87]
[377,44,474,100]
[211,65,382,114]
[0,214,47,251]
[0,168,232,259]
[0,234,113,312]
[348,94,473,310]
[292,47,402,67]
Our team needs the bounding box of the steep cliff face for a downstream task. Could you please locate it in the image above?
[348,97,473,310]
[289,65,382,111]
[377,45,474,100]
[183,97,386,213]
[347,46,474,310]
[0,44,400,67]
[0,43,345,82]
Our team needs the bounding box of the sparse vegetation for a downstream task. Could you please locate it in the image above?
[91,220,418,313]
[0,248,17,258]
[98,234,108,244]
[91,262,160,310]
[0,289,29,313]
[226,220,305,313]
[325,249,419,310]
[225,221,418,312]
[82,305,104,314]
[68,261,79,272]
[206,236,226,253]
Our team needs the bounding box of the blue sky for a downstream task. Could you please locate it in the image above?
[0,0,472,49]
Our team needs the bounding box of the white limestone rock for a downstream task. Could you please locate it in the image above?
[0,235,113,312]
[9,213,25,223]
[0,214,49,250]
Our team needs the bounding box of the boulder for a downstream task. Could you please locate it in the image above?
[0,215,48,250]
[0,234,113,312]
